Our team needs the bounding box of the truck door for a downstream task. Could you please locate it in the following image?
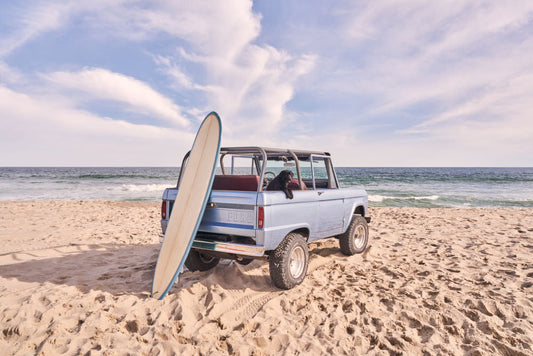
[312,156,345,238]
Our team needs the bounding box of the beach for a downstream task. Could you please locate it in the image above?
[0,201,531,355]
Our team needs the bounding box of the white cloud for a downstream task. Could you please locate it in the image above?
[153,55,195,90]
[337,1,533,100]
[42,68,189,127]
[197,45,316,134]
[401,72,533,149]
[95,0,261,61]
[129,3,318,137]
[0,62,24,84]
[0,2,68,57]
[0,85,185,138]
[0,1,128,58]
[0,85,194,165]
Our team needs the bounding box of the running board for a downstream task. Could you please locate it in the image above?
[192,239,265,257]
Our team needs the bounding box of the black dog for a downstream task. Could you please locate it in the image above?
[266,170,294,199]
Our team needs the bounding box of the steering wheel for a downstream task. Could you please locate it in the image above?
[263,171,277,188]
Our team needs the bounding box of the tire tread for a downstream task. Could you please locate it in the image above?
[339,215,369,256]
[269,232,308,289]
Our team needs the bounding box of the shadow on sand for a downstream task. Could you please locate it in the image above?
[0,243,286,297]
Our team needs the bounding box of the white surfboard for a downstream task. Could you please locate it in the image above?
[151,112,222,300]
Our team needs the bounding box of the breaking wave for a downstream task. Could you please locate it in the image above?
[119,184,170,192]
[369,195,440,203]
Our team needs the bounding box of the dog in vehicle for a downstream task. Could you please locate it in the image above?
[266,170,294,199]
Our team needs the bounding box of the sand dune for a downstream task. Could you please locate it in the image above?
[0,202,532,355]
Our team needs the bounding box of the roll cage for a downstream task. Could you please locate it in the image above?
[176,147,340,192]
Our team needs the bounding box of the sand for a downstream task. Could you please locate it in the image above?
[0,201,532,355]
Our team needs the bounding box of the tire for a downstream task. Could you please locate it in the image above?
[269,232,309,289]
[185,250,220,272]
[339,215,369,256]
[236,258,254,266]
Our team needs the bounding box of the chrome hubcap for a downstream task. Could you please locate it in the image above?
[353,225,366,249]
[289,246,305,278]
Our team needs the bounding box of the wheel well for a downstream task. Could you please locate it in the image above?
[291,228,310,241]
[354,205,365,216]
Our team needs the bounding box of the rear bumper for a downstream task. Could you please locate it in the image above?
[192,239,265,257]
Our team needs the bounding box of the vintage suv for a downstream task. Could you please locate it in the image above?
[160,147,370,289]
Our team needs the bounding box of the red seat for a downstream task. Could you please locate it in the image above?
[288,179,306,190]
[212,175,260,191]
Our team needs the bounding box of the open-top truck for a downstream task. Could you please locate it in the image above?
[160,147,370,289]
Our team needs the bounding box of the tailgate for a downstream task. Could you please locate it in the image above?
[162,189,258,238]
[199,190,258,238]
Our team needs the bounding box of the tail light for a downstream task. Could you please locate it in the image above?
[258,207,264,229]
[161,201,167,220]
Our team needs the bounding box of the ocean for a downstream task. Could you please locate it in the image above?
[0,167,531,208]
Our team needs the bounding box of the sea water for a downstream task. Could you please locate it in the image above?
[337,167,533,208]
[0,167,531,208]
[0,167,179,202]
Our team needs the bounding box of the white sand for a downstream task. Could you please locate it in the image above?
[0,201,532,355]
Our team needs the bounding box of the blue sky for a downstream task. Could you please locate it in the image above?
[1,0,532,166]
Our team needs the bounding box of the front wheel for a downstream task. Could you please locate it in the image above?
[269,232,309,289]
[185,250,220,271]
[339,215,369,255]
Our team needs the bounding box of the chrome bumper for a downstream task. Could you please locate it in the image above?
[192,239,265,257]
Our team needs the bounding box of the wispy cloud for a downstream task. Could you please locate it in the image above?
[0,2,69,57]
[0,85,194,165]
[0,62,23,84]
[93,0,261,60]
[136,2,318,135]
[336,1,533,104]
[42,68,189,127]
[0,85,186,139]
[190,45,316,134]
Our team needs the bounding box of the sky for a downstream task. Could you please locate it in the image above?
[0,0,532,167]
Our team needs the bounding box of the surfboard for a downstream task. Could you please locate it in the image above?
[151,112,222,300]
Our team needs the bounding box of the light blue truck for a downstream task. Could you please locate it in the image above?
[160,147,370,289]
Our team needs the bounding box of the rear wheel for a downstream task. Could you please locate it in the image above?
[339,215,369,255]
[185,250,220,271]
[236,258,254,265]
[269,232,309,289]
